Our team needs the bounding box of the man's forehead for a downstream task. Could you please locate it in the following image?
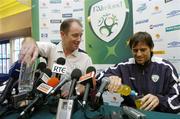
[132,43,150,49]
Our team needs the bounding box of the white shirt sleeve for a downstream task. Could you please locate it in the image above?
[37,42,56,58]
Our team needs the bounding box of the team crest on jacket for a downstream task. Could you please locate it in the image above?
[151,75,159,82]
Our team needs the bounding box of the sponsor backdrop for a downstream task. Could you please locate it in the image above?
[133,0,180,75]
[38,0,85,49]
[33,0,180,75]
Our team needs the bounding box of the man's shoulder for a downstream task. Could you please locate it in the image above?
[151,56,176,69]
[77,49,90,58]
[114,58,135,67]
[77,49,92,62]
[151,56,172,65]
[78,48,87,54]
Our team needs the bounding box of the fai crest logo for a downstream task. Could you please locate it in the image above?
[151,75,159,83]
[89,0,128,42]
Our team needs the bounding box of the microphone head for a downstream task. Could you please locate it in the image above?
[36,62,46,71]
[56,57,66,65]
[86,66,96,88]
[47,77,60,88]
[9,61,21,79]
[42,68,52,77]
[86,66,96,74]
[71,68,82,79]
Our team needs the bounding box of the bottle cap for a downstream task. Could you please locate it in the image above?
[130,90,138,96]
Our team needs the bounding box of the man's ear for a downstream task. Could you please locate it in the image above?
[150,47,154,52]
[60,31,65,37]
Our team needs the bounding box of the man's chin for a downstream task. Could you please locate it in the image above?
[136,61,144,65]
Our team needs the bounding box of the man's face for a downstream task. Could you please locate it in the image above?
[132,41,152,65]
[61,21,83,52]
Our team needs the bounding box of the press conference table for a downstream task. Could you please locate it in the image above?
[3,105,180,119]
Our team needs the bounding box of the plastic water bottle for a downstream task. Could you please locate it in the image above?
[116,85,138,96]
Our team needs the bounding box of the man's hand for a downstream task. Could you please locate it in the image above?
[107,76,122,92]
[140,94,159,111]
[75,84,85,95]
[19,37,39,65]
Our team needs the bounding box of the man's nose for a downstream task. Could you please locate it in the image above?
[77,36,81,42]
[136,50,142,56]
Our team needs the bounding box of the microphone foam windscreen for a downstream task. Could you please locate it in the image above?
[86,66,96,89]
[47,77,60,88]
[42,68,52,77]
[56,57,66,65]
[37,62,46,71]
[86,66,96,74]
[71,68,82,79]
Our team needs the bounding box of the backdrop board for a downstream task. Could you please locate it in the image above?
[133,0,180,76]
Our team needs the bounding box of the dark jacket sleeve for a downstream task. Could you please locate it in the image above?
[156,61,180,113]
[96,64,122,88]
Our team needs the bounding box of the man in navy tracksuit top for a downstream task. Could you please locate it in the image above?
[97,32,180,113]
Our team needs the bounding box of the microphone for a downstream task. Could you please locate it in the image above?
[122,106,146,119]
[56,69,82,119]
[78,66,96,106]
[36,62,46,71]
[36,77,60,94]
[41,68,52,82]
[50,78,71,94]
[34,62,47,80]
[0,61,21,104]
[52,57,66,80]
[19,77,60,117]
[20,94,43,116]
[47,77,60,88]
[68,68,82,99]
[96,77,110,97]
[33,68,52,89]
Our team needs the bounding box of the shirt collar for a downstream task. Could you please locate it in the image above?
[57,42,78,57]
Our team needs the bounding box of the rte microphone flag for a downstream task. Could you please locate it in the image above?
[52,57,66,80]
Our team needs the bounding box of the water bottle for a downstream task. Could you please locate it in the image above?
[116,85,138,96]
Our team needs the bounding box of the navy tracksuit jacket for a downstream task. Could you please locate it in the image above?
[97,56,180,113]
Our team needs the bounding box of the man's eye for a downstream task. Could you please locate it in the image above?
[140,49,146,52]
[133,49,138,53]
[72,34,78,37]
[72,34,82,38]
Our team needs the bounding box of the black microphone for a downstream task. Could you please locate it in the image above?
[52,57,66,80]
[20,94,44,116]
[56,69,82,119]
[80,66,96,106]
[0,61,21,104]
[36,62,46,71]
[33,68,52,91]
[19,70,53,117]
[68,68,82,99]
[96,77,110,97]
[34,62,47,80]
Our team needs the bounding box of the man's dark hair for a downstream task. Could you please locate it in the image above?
[128,31,154,49]
[60,18,82,33]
